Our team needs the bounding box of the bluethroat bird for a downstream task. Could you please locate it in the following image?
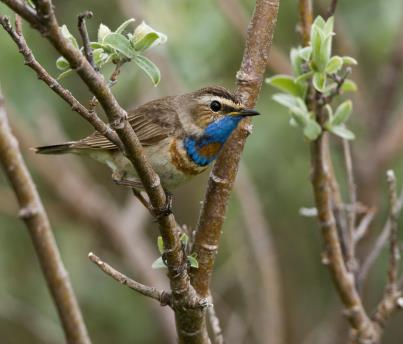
[35,86,259,191]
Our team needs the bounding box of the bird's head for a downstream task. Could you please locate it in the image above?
[179,86,260,167]
[180,86,260,130]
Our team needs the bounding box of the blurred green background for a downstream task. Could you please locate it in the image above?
[0,0,402,343]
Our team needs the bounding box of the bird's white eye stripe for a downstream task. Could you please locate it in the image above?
[199,96,239,109]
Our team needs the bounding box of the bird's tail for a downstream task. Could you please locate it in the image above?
[34,142,75,155]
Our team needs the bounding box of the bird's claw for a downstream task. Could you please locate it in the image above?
[152,191,173,220]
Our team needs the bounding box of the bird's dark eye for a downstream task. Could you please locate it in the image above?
[210,100,221,112]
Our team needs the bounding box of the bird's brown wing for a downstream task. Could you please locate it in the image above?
[72,97,182,150]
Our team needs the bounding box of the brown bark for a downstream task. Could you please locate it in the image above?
[0,90,91,344]
[191,0,280,298]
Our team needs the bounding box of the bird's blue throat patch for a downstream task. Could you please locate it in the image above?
[184,115,243,166]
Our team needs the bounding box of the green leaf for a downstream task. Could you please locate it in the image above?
[103,33,136,58]
[134,55,161,86]
[303,119,322,140]
[323,16,334,36]
[311,25,324,69]
[157,236,164,254]
[299,46,312,61]
[92,48,109,67]
[180,233,189,246]
[325,56,343,74]
[56,56,70,70]
[318,35,332,70]
[115,18,135,34]
[295,71,314,84]
[57,69,73,80]
[332,100,352,126]
[272,93,300,109]
[313,16,326,29]
[328,125,355,140]
[187,255,199,269]
[151,257,167,269]
[266,75,302,96]
[342,56,358,65]
[98,23,111,42]
[132,32,160,52]
[60,25,78,49]
[341,79,357,92]
[290,110,309,126]
[312,72,326,92]
[132,21,167,51]
[90,42,104,49]
[290,48,303,76]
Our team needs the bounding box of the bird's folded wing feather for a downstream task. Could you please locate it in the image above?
[72,98,182,150]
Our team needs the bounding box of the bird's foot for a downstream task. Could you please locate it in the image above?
[152,191,173,220]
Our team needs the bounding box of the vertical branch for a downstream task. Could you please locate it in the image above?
[372,171,402,328]
[343,140,357,272]
[310,126,377,342]
[0,90,91,344]
[191,0,280,297]
[298,0,312,45]
[385,170,400,292]
[326,0,339,19]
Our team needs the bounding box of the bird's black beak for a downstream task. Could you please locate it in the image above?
[238,109,260,117]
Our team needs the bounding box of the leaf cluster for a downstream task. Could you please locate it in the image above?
[266,16,357,140]
[56,20,167,85]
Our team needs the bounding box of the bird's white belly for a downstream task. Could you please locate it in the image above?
[88,138,203,190]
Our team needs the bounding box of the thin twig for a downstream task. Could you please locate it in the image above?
[0,89,91,344]
[385,170,400,291]
[326,0,339,19]
[206,295,224,344]
[298,0,312,46]
[78,11,96,70]
[0,16,124,151]
[354,207,376,243]
[343,139,357,272]
[359,187,403,286]
[88,252,172,306]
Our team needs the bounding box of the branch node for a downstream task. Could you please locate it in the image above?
[19,204,40,219]
[210,173,228,185]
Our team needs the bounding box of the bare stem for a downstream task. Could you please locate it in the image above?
[359,187,403,286]
[0,90,91,344]
[206,295,224,344]
[326,0,339,19]
[372,172,402,327]
[385,170,400,291]
[77,11,96,70]
[88,252,172,306]
[298,0,312,45]
[343,139,357,272]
